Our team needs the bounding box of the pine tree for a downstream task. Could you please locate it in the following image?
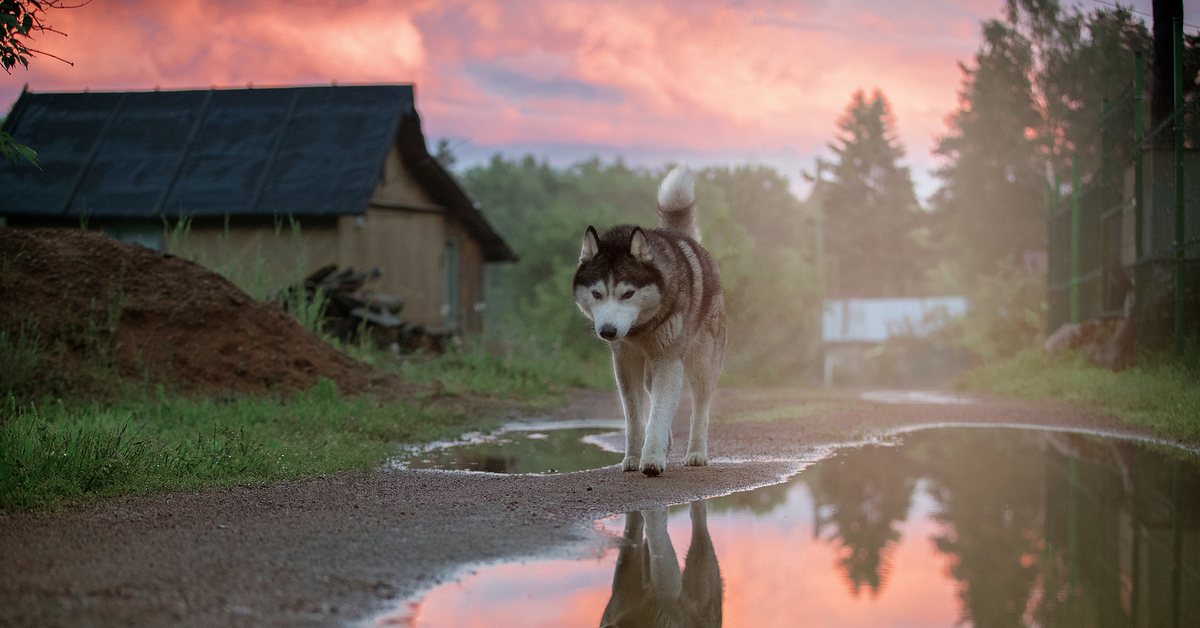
[930,4,1161,281]
[930,19,1045,280]
[822,90,922,297]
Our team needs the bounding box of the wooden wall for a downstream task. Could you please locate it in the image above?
[167,144,490,335]
[175,219,340,297]
[338,208,445,330]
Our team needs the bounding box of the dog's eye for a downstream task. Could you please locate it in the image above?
[591,290,602,300]
[621,290,635,300]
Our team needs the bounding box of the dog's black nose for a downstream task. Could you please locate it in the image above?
[599,324,618,340]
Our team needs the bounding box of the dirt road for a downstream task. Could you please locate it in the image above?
[0,388,1168,627]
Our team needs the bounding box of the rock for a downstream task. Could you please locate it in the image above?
[1044,318,1135,372]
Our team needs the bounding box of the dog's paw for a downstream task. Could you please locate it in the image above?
[683,451,709,466]
[621,455,640,472]
[640,455,666,477]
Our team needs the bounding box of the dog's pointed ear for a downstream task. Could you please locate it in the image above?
[630,227,653,263]
[580,226,600,263]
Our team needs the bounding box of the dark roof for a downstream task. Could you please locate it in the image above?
[0,85,515,262]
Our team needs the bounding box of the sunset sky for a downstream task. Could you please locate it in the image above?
[1,0,1192,201]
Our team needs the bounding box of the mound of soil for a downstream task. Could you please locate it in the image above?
[0,227,405,398]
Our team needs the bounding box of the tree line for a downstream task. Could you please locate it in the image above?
[460,1,1199,381]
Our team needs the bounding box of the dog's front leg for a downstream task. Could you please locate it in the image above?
[612,344,645,472]
[640,359,683,476]
[642,507,683,600]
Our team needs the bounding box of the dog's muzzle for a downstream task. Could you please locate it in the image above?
[598,324,618,340]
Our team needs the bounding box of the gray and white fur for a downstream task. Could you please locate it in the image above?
[573,165,727,476]
[600,501,722,627]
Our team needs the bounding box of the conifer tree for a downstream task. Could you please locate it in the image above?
[822,90,923,297]
[930,2,1165,280]
[929,19,1045,280]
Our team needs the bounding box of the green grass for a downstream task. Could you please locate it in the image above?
[380,338,611,398]
[0,327,612,512]
[958,349,1200,443]
[0,378,508,512]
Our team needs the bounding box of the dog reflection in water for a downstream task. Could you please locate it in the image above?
[600,501,722,628]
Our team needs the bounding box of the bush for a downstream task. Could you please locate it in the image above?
[924,258,1047,364]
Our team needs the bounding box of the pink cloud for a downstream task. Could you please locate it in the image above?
[2,0,1011,197]
[3,0,432,91]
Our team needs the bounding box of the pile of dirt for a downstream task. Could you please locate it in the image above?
[0,227,407,399]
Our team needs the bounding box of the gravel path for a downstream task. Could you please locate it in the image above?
[0,388,1166,627]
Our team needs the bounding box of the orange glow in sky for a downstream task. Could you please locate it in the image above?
[372,482,961,627]
[0,0,1184,198]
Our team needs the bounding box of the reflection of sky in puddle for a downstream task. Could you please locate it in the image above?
[391,424,624,474]
[375,427,1200,627]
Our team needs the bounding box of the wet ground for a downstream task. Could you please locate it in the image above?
[380,425,1200,627]
[2,388,1196,628]
[390,420,624,474]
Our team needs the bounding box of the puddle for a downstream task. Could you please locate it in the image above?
[860,390,975,404]
[374,426,1200,627]
[391,422,624,474]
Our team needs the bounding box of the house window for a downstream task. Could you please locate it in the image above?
[442,239,461,331]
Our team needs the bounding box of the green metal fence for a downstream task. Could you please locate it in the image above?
[1047,19,1200,357]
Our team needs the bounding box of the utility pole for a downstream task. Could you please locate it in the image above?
[1151,0,1184,126]
[806,158,831,385]
[814,158,826,288]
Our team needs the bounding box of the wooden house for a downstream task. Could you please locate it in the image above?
[0,84,515,335]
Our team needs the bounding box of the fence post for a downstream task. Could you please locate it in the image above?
[1071,154,1081,324]
[1173,18,1186,358]
[1133,51,1145,343]
[1101,99,1111,311]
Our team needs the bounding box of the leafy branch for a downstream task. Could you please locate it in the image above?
[0,0,84,73]
[1,1,86,168]
[1,130,37,166]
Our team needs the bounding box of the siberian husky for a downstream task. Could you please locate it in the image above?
[573,166,727,476]
[600,502,722,627]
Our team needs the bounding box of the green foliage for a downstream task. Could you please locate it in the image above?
[699,165,822,383]
[461,156,822,385]
[821,89,925,297]
[464,156,655,372]
[930,15,1046,279]
[927,258,1047,363]
[0,288,128,403]
[860,259,1045,387]
[2,0,74,168]
[959,348,1200,442]
[1,129,36,167]
[383,335,611,396]
[0,321,42,397]
[0,378,506,511]
[0,0,42,73]
[930,3,1185,278]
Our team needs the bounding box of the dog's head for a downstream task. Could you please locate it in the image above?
[573,225,663,341]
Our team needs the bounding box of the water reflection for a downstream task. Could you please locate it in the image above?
[808,444,915,596]
[379,428,1200,628]
[601,502,721,628]
[395,427,623,474]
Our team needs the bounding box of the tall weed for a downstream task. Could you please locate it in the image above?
[387,335,612,396]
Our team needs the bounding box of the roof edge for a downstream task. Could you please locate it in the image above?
[394,110,517,263]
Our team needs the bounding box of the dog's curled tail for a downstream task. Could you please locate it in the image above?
[657,165,700,242]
